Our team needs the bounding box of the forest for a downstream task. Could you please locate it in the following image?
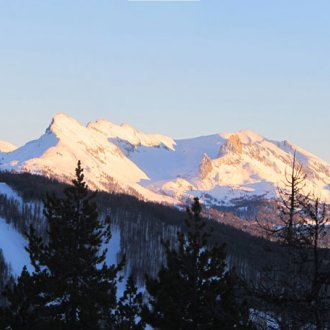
[0,156,329,329]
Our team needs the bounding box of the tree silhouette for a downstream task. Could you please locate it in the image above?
[114,275,145,330]
[253,153,330,328]
[2,161,124,329]
[143,197,252,330]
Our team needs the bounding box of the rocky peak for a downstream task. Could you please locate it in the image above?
[219,134,243,156]
[199,154,213,180]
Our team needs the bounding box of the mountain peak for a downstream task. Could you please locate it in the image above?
[1,113,330,205]
[220,130,264,144]
[199,154,213,180]
[0,141,16,153]
[120,122,137,132]
[51,112,77,123]
[47,113,84,135]
[228,134,243,153]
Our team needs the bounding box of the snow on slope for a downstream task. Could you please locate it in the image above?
[0,113,329,206]
[0,183,31,275]
[129,130,330,204]
[0,182,23,205]
[88,119,175,151]
[0,140,16,153]
[0,113,174,204]
[0,219,31,275]
[130,134,225,182]
[0,181,123,277]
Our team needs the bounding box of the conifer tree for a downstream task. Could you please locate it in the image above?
[143,197,251,330]
[1,266,46,329]
[2,161,124,329]
[114,275,145,330]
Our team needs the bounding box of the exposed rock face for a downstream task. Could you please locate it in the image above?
[199,154,213,180]
[219,134,243,156]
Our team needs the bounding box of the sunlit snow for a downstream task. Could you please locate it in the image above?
[0,113,329,206]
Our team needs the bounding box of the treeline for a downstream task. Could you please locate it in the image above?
[0,162,254,329]
[0,194,44,236]
[0,250,13,306]
[248,153,330,328]
[0,171,280,283]
[0,152,329,328]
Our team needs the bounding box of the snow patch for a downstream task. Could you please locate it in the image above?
[0,182,23,205]
[0,218,31,275]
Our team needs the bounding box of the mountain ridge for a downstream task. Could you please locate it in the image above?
[0,112,329,206]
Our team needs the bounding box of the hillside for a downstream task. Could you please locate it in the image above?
[0,172,280,283]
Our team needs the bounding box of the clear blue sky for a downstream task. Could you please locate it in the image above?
[0,1,329,161]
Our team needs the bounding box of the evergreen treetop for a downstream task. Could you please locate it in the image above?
[2,161,124,329]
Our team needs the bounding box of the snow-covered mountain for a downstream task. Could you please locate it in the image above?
[1,113,330,206]
[0,140,16,153]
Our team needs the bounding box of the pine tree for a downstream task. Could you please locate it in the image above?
[143,197,251,330]
[2,161,124,329]
[1,266,46,329]
[114,275,145,330]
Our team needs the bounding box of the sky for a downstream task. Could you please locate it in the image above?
[0,0,329,161]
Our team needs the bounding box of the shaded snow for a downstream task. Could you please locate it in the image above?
[131,134,226,182]
[0,218,31,275]
[105,227,121,267]
[0,131,59,171]
[88,119,176,150]
[0,182,23,205]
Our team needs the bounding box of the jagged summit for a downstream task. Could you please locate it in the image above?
[199,154,213,180]
[1,113,330,205]
[47,113,176,151]
[220,129,264,144]
[221,134,243,155]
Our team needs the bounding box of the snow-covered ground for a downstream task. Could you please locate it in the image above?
[0,182,23,205]
[0,218,31,275]
[0,186,124,282]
